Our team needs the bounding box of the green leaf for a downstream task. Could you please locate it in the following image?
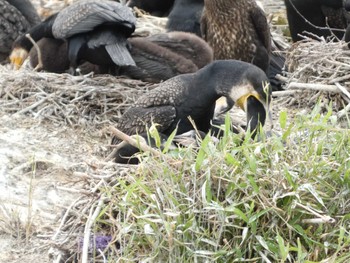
[279,111,287,130]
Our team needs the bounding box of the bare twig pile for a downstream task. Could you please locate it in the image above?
[0,66,153,126]
[278,38,350,116]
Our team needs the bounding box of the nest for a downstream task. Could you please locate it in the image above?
[275,38,350,116]
[0,65,154,126]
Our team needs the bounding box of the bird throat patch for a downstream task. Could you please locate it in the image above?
[236,93,261,111]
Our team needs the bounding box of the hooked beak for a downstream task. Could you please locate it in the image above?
[245,95,267,139]
[9,48,29,70]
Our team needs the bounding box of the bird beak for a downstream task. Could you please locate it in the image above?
[9,48,28,70]
[235,92,261,112]
[245,95,267,139]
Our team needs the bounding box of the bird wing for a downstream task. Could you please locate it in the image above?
[52,0,136,39]
[136,76,188,108]
[112,105,176,144]
[249,6,271,52]
[87,30,135,66]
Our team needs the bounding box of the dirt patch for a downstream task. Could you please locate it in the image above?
[0,112,108,262]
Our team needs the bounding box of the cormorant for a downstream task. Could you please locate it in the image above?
[112,60,271,145]
[119,32,212,82]
[0,0,41,63]
[119,36,198,82]
[29,38,103,74]
[147,31,212,69]
[284,0,347,42]
[201,0,271,73]
[126,0,174,17]
[166,0,204,37]
[10,0,136,71]
[28,31,212,80]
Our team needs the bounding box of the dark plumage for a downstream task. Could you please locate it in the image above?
[29,38,69,73]
[284,0,346,42]
[147,31,213,69]
[126,0,174,17]
[10,0,136,70]
[201,0,271,73]
[0,0,40,63]
[29,38,102,74]
[119,36,198,82]
[112,60,271,145]
[166,0,204,36]
[27,31,212,80]
[120,32,212,82]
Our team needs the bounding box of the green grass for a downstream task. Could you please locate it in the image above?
[96,104,350,262]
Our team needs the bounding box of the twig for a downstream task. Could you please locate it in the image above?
[334,82,350,100]
[25,34,43,71]
[106,126,163,161]
[81,196,106,263]
[287,82,340,93]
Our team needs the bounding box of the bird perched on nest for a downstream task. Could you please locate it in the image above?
[29,38,104,74]
[10,0,136,71]
[0,0,41,63]
[166,0,204,37]
[200,0,288,91]
[111,60,271,146]
[201,0,271,73]
[119,31,213,82]
[147,31,213,69]
[29,31,213,82]
[284,0,347,42]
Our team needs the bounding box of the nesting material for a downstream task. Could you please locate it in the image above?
[275,38,350,115]
[0,65,152,125]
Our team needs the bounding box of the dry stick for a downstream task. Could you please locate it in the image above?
[287,82,340,93]
[272,90,306,97]
[335,82,350,118]
[25,34,43,71]
[51,197,86,241]
[15,96,49,115]
[106,126,163,161]
[81,196,106,263]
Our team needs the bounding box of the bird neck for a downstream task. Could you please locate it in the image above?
[13,14,57,52]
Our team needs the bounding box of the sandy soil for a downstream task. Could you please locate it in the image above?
[0,111,109,262]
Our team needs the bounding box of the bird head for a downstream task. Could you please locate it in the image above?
[9,48,29,70]
[228,80,271,138]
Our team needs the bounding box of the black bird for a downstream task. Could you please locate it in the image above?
[10,0,136,70]
[29,38,103,74]
[147,31,212,69]
[0,0,40,63]
[112,60,271,145]
[126,0,174,17]
[119,32,212,82]
[166,0,204,37]
[201,0,271,74]
[28,31,212,80]
[119,36,198,82]
[284,0,347,42]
